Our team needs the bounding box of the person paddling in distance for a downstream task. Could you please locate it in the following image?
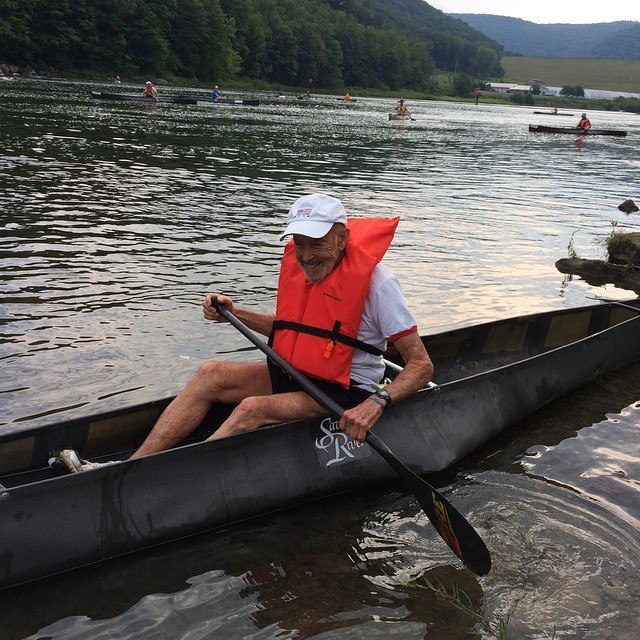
[576,112,591,130]
[395,98,409,116]
[53,194,433,472]
[142,80,158,100]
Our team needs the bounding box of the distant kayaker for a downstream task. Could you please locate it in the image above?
[114,75,121,84]
[395,98,408,116]
[53,193,433,472]
[143,81,158,99]
[576,113,591,130]
[211,85,224,100]
[344,92,351,101]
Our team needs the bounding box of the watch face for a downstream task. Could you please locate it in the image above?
[376,389,391,404]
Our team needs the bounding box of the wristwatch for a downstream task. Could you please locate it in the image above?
[374,387,393,408]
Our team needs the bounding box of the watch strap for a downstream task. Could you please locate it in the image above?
[368,394,386,411]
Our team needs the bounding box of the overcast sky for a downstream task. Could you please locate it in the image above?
[427,1,640,24]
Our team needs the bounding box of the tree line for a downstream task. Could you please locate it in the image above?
[0,0,504,90]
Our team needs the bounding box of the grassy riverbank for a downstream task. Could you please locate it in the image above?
[502,56,640,94]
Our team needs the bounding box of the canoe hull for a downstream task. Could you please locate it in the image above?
[389,113,411,121]
[192,97,260,106]
[2,301,640,588]
[91,90,197,105]
[90,92,259,106]
[529,124,627,137]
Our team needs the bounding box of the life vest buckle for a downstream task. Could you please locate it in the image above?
[323,319,342,358]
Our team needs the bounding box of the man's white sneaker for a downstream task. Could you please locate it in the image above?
[50,449,119,474]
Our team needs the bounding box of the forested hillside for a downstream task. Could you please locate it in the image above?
[0,0,503,89]
[452,14,640,60]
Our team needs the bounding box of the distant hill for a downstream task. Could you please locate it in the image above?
[450,15,640,59]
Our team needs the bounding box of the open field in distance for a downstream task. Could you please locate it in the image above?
[502,56,640,93]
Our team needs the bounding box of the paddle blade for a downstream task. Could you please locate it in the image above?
[366,432,491,576]
[405,468,491,576]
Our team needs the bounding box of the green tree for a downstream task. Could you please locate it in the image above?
[168,0,238,80]
[451,72,472,97]
[560,85,585,97]
[0,0,35,64]
[468,45,499,76]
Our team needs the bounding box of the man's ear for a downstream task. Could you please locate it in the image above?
[338,225,350,250]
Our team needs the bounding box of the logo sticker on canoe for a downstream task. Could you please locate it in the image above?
[314,416,371,467]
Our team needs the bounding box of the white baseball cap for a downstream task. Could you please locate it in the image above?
[280,194,347,241]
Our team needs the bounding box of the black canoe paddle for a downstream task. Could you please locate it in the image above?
[211,297,491,576]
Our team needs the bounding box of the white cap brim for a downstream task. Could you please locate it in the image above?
[280,220,333,241]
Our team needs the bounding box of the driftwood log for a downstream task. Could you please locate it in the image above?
[556,258,640,294]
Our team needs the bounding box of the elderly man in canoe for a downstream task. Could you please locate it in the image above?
[142,80,158,99]
[575,113,591,130]
[54,194,433,472]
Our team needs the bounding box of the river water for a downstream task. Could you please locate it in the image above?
[1,80,639,639]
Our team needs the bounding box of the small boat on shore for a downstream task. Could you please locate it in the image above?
[533,111,574,116]
[529,124,627,137]
[1,300,639,588]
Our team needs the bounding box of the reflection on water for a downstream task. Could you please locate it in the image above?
[2,80,639,427]
[1,81,639,640]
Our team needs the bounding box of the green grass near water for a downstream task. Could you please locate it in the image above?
[502,56,640,94]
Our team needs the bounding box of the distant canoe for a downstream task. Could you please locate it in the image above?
[389,113,412,121]
[91,91,259,106]
[533,111,574,116]
[337,97,358,102]
[91,91,197,105]
[192,96,260,106]
[529,124,627,137]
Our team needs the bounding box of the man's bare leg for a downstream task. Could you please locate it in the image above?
[130,360,271,459]
[209,390,328,440]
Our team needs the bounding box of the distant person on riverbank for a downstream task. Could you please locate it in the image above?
[211,85,224,100]
[115,75,121,84]
[143,81,158,99]
[576,113,591,130]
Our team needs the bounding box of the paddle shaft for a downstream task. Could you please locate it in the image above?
[211,297,491,575]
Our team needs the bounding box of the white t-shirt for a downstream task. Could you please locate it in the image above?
[350,263,418,391]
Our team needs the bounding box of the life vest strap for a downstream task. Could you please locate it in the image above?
[271,320,384,356]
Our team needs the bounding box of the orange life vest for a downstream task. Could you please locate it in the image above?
[272,217,399,387]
